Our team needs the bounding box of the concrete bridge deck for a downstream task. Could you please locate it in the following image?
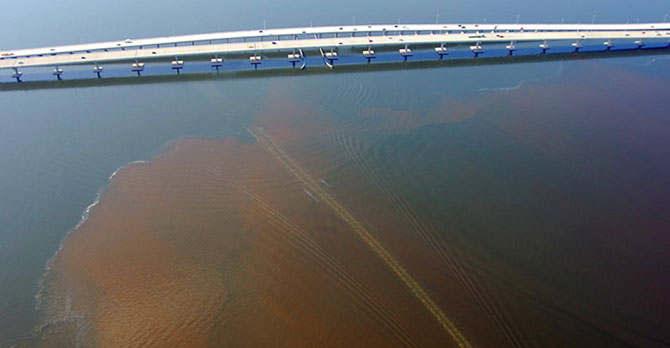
[2,23,669,71]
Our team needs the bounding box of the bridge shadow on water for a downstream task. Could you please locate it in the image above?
[2,47,669,92]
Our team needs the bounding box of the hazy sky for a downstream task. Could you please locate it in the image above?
[1,0,668,50]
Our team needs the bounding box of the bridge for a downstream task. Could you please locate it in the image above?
[2,23,670,81]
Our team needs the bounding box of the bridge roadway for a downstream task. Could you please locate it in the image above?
[2,23,670,71]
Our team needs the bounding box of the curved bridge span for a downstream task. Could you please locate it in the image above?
[2,23,670,80]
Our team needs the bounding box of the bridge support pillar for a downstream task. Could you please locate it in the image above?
[132,60,145,76]
[93,63,103,78]
[324,48,339,66]
[540,40,550,54]
[53,66,63,80]
[211,56,223,72]
[470,42,484,57]
[572,40,582,52]
[250,55,262,69]
[435,43,448,59]
[506,41,517,56]
[171,57,184,74]
[12,68,22,83]
[399,44,412,61]
[363,46,376,63]
[604,40,614,51]
[288,50,301,67]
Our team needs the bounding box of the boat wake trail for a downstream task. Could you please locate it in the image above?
[231,183,419,348]
[248,127,472,348]
[333,132,526,348]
